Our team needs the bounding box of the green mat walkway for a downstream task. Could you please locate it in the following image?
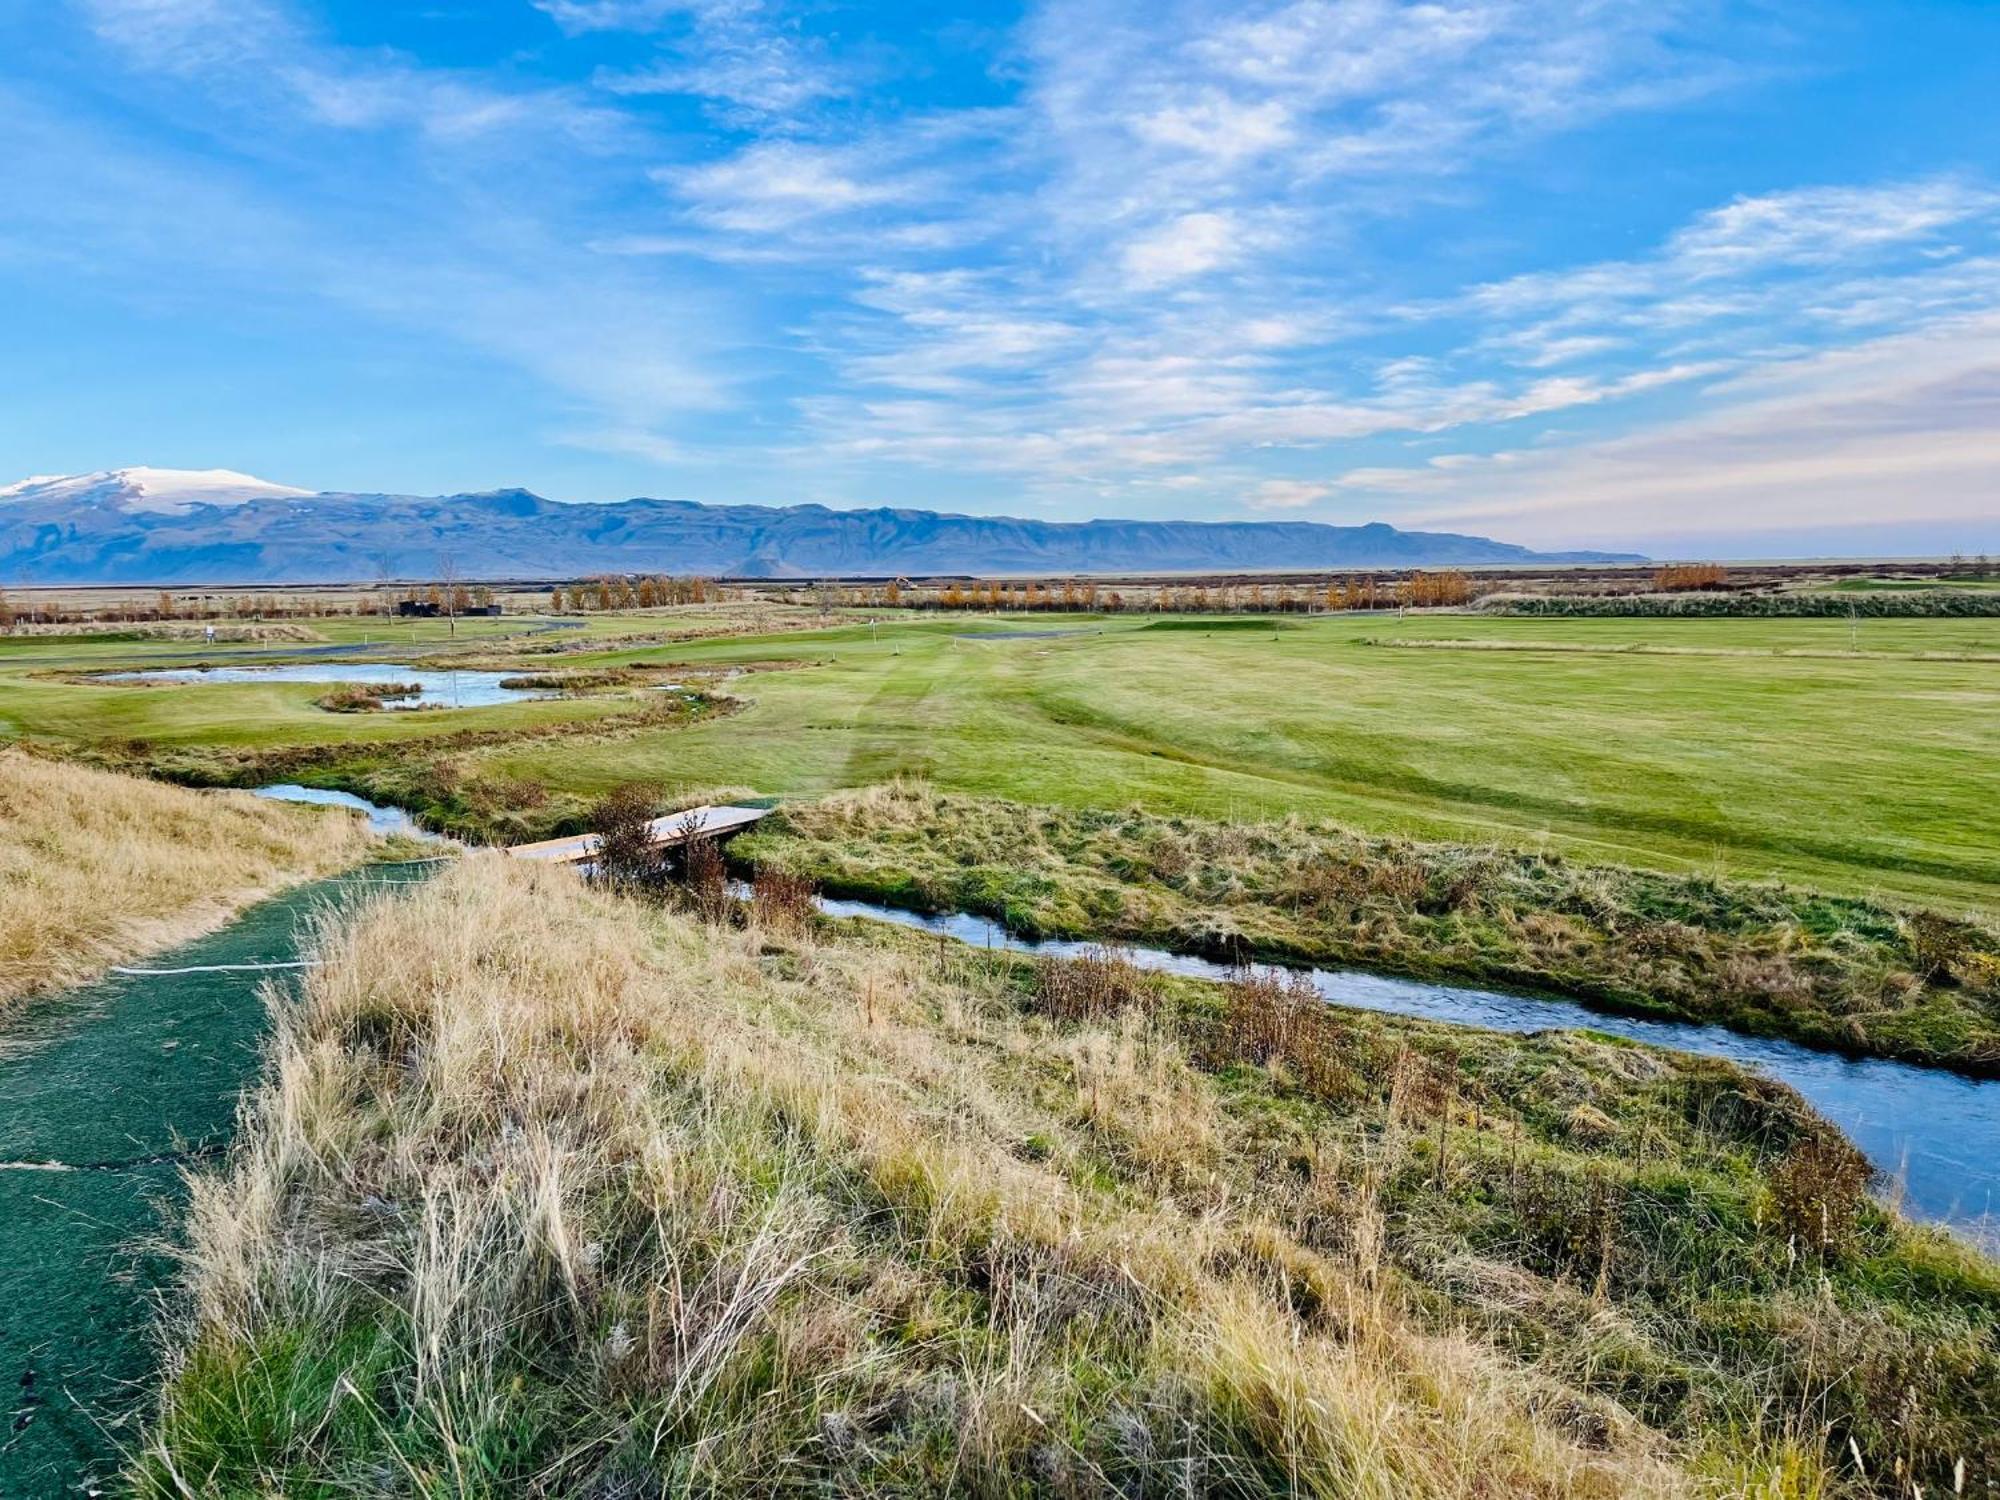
[0,861,438,1495]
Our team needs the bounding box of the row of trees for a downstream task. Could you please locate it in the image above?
[549,575,724,612]
[0,590,366,626]
[376,584,497,615]
[816,571,1477,614]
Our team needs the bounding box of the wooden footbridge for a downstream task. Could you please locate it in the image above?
[506,804,771,866]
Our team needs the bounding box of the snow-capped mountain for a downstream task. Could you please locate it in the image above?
[0,467,310,517]
[0,466,1640,583]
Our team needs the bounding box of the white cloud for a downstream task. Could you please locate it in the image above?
[1248,478,1330,509]
[669,142,925,231]
[1669,180,1999,275]
[1120,211,1240,284]
[1131,92,1293,163]
[1336,313,2000,546]
[1465,178,2000,324]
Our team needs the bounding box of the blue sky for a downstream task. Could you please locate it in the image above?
[2,0,1997,555]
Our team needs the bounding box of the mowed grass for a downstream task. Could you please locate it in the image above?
[467,611,2000,913]
[3,608,1994,911]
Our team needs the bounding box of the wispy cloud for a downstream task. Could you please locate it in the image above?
[1335,313,2000,547]
[11,0,1998,548]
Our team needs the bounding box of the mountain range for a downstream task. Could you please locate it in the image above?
[0,468,1640,584]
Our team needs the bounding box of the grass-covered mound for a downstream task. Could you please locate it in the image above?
[1142,616,1299,630]
[135,858,1999,1495]
[0,749,375,1010]
[87,685,732,844]
[739,785,2000,1072]
[313,681,423,713]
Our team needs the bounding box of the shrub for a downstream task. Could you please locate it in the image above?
[1904,911,1983,981]
[678,830,732,924]
[1481,590,2000,618]
[751,867,817,931]
[1031,947,1153,1021]
[587,782,670,888]
[1768,1135,1872,1254]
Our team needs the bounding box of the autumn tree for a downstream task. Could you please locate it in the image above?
[1653,563,1726,591]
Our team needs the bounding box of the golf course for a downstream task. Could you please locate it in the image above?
[5,594,1999,1496]
[6,606,1993,911]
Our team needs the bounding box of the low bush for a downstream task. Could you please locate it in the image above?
[1480,590,2000,618]
[1030,946,1153,1021]
[586,780,671,887]
[750,867,817,931]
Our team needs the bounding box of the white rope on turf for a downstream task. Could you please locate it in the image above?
[110,959,324,976]
[107,862,445,976]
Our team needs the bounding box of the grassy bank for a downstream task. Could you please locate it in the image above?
[0,750,376,1010]
[739,786,2000,1073]
[136,857,1998,1495]
[1480,590,2000,617]
[70,687,732,844]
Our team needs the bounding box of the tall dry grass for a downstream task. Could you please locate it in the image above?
[0,750,375,1009]
[138,855,1694,1497]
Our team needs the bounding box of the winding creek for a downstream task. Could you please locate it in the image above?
[253,785,2000,1246]
[815,896,2000,1246]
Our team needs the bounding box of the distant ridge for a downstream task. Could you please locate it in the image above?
[0,468,1642,584]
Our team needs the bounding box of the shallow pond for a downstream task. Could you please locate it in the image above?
[103,661,553,709]
[816,895,2000,1246]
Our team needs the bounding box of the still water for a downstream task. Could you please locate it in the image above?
[105,662,550,709]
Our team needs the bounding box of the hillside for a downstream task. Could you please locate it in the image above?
[132,854,1999,1495]
[0,469,1639,583]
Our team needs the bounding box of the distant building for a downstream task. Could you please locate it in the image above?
[395,600,441,617]
[463,604,503,617]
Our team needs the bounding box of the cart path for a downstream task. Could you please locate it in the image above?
[0,862,435,1494]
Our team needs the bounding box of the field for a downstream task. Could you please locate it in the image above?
[1,608,1995,914]
[4,600,1999,1495]
[481,613,2000,912]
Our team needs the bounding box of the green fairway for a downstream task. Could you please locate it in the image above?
[450,610,2000,912]
[2,608,1995,912]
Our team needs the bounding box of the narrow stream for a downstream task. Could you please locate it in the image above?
[254,783,442,839]
[247,786,2000,1246]
[813,895,2000,1246]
